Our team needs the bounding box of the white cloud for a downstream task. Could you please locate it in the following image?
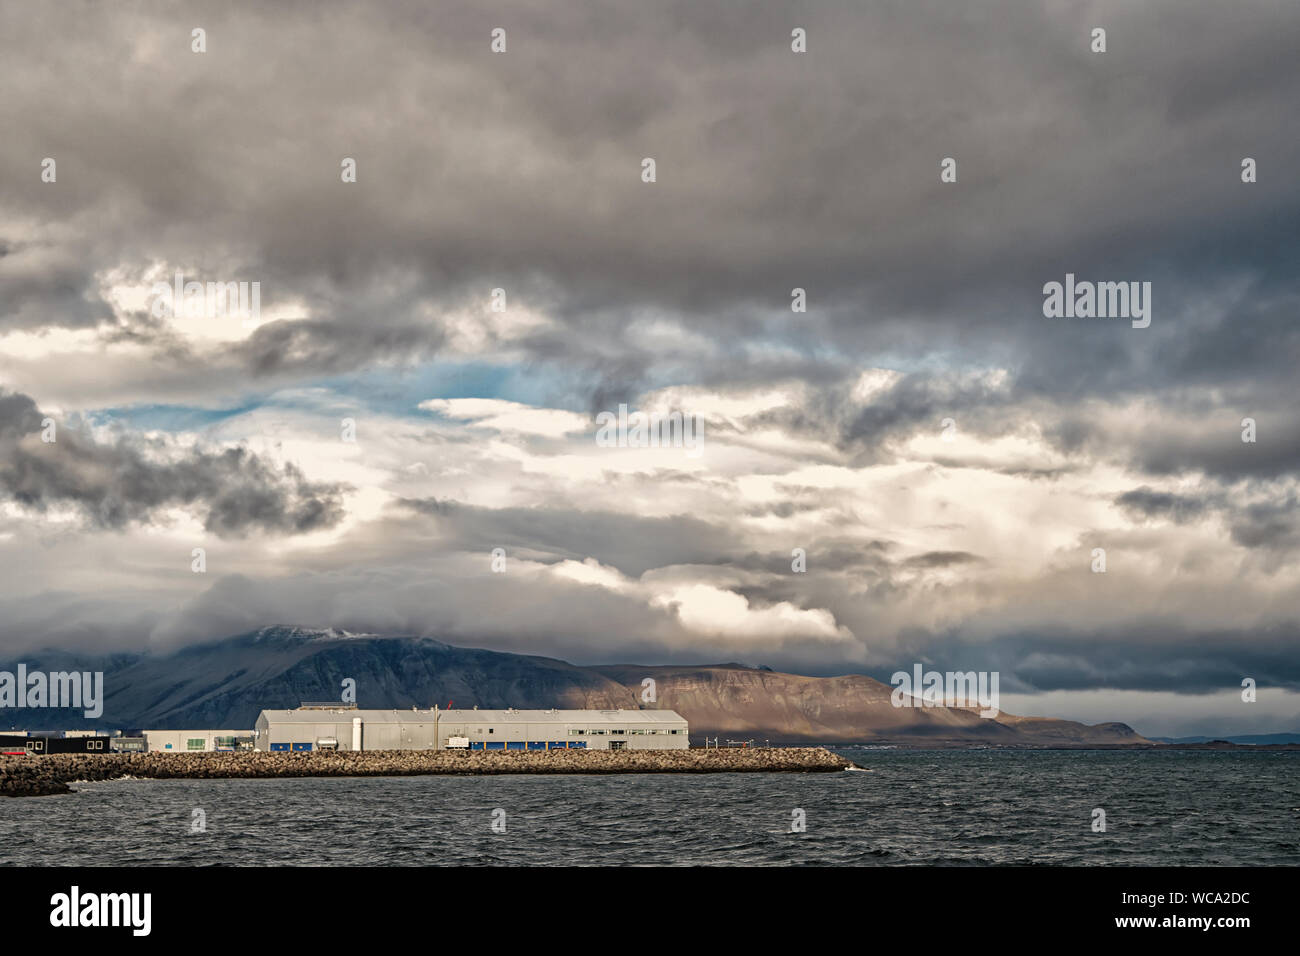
[651,583,852,643]
[418,398,590,437]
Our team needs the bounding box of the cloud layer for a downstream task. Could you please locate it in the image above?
[1,1,1297,735]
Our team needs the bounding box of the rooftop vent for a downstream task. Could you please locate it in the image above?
[298,702,358,710]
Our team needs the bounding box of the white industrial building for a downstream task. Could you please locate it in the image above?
[253,706,689,752]
[143,729,251,752]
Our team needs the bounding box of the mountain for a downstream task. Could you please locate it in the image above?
[590,663,1149,746]
[1,626,1150,746]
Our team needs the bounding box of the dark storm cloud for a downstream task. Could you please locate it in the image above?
[903,551,984,570]
[1113,484,1300,565]
[725,540,895,578]
[1229,496,1300,554]
[1136,420,1300,482]
[0,0,1296,409]
[233,318,447,378]
[0,238,112,331]
[840,374,1016,453]
[1114,487,1213,524]
[741,500,825,519]
[866,622,1300,695]
[396,497,745,576]
[0,0,1297,729]
[1039,403,1300,483]
[1000,624,1300,694]
[0,391,348,535]
[398,497,936,587]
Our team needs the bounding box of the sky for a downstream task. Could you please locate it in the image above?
[1,1,1297,738]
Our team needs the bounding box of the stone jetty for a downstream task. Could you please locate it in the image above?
[0,747,855,798]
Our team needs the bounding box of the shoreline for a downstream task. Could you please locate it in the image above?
[0,747,855,798]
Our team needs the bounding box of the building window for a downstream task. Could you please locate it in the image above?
[187,738,205,750]
[568,729,585,736]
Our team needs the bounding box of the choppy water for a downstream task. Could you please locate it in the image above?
[2,749,1297,865]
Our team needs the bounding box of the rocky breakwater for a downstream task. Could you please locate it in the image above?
[0,747,855,797]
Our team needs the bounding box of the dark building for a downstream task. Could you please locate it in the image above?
[0,734,112,754]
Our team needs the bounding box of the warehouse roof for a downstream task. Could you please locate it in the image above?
[257,708,686,724]
[440,709,685,724]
